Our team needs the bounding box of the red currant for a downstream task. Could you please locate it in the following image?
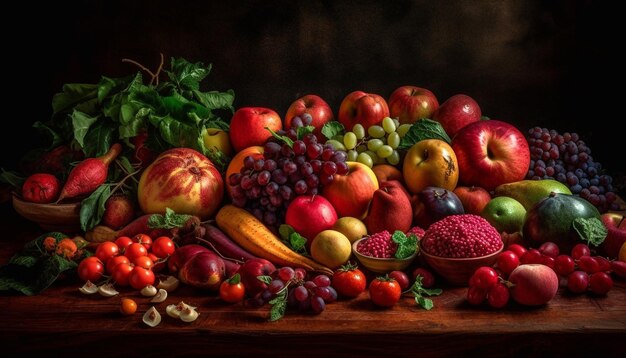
[469,266,499,290]
[577,256,600,274]
[496,250,519,276]
[554,255,575,276]
[538,241,559,258]
[520,249,543,264]
[588,272,613,295]
[567,271,589,293]
[571,243,590,260]
[507,244,527,259]
[486,283,510,309]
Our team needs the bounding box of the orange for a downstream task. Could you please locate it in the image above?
[224,146,264,197]
[619,241,626,263]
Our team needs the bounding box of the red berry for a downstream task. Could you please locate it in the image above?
[554,255,575,276]
[507,244,527,259]
[567,271,589,293]
[593,256,611,272]
[469,266,499,290]
[467,286,488,305]
[496,250,519,276]
[571,243,590,260]
[538,242,559,258]
[520,249,543,264]
[577,256,600,274]
[486,283,510,309]
[588,272,613,295]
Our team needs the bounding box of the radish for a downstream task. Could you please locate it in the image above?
[57,143,122,202]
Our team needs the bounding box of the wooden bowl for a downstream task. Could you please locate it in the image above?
[12,194,82,233]
[352,237,418,274]
[420,245,504,286]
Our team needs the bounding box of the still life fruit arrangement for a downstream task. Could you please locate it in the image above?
[1,56,625,326]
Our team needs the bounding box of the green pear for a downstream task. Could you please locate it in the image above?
[493,179,571,211]
[481,196,527,234]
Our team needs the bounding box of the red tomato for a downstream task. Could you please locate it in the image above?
[331,263,367,298]
[95,241,119,264]
[133,234,152,251]
[128,266,155,290]
[133,255,154,270]
[125,242,148,262]
[111,262,134,287]
[106,255,130,274]
[114,236,134,252]
[369,276,402,307]
[219,273,246,303]
[77,256,105,282]
[151,236,175,258]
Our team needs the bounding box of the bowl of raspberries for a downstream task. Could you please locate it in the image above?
[419,214,504,286]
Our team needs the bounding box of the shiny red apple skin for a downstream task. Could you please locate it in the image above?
[600,213,626,259]
[388,85,439,125]
[432,94,481,138]
[284,94,334,141]
[338,91,390,130]
[451,119,530,192]
[453,186,492,215]
[285,195,338,251]
[229,107,282,153]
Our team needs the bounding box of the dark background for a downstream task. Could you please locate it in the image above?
[2,0,623,194]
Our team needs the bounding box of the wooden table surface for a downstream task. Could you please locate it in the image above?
[0,202,625,357]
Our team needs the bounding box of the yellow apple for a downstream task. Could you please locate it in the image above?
[322,161,379,219]
[403,139,459,194]
[203,127,233,157]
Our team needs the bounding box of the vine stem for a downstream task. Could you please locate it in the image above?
[121,52,165,85]
[109,167,141,196]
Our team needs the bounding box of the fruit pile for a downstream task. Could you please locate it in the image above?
[2,60,625,324]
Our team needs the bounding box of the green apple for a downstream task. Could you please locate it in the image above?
[480,196,526,234]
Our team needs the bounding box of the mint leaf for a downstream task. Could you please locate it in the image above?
[398,118,451,150]
[321,121,345,140]
[573,217,608,247]
[296,125,315,139]
[79,184,112,232]
[392,231,417,259]
[278,224,308,255]
[147,208,192,229]
[257,275,272,285]
[409,275,443,310]
[268,288,288,321]
[416,296,434,310]
[266,127,294,147]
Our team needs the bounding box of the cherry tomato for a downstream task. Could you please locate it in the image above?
[120,298,137,315]
[219,273,246,303]
[95,241,119,264]
[133,255,154,270]
[106,255,130,274]
[114,236,134,252]
[77,256,105,282]
[369,276,402,307]
[129,266,155,290]
[331,262,367,298]
[111,262,134,287]
[125,242,148,262]
[151,236,175,258]
[389,270,410,291]
[133,234,152,251]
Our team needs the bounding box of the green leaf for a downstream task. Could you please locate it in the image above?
[71,110,99,148]
[266,127,293,148]
[0,168,25,188]
[167,57,211,91]
[392,231,417,259]
[32,121,65,149]
[420,287,443,296]
[573,217,608,247]
[82,119,117,158]
[321,121,345,140]
[296,126,315,139]
[278,224,307,255]
[268,287,288,321]
[52,83,99,116]
[416,296,434,310]
[147,208,192,229]
[205,119,230,131]
[79,185,112,232]
[192,89,235,113]
[257,275,272,285]
[398,119,451,150]
[9,255,39,268]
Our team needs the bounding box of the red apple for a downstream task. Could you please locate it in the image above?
[285,195,338,251]
[237,258,276,297]
[508,264,558,306]
[388,85,439,125]
[168,244,211,274]
[178,251,226,291]
[21,173,61,203]
[600,213,626,260]
[284,94,334,141]
[451,120,530,191]
[338,91,389,131]
[229,107,282,153]
[322,162,379,220]
[453,186,492,215]
[137,148,224,220]
[432,94,481,138]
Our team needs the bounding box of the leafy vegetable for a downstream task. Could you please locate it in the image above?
[392,230,418,259]
[148,207,193,229]
[79,184,112,232]
[278,224,308,255]
[398,118,451,150]
[407,275,443,310]
[321,121,345,140]
[573,217,608,246]
[0,233,90,295]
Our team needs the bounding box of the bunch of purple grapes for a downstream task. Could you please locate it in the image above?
[228,116,349,228]
[526,126,618,212]
[246,266,337,315]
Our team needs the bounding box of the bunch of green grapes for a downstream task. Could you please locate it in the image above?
[325,117,412,168]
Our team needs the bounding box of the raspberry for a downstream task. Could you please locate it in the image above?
[356,231,396,258]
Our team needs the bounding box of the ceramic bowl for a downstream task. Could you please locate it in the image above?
[12,193,82,232]
[420,245,504,286]
[351,237,418,274]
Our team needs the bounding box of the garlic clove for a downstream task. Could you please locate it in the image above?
[142,306,161,327]
[157,275,180,292]
[79,280,98,294]
[150,289,168,303]
[98,283,119,297]
[179,306,199,322]
[140,285,158,297]
[166,303,183,318]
